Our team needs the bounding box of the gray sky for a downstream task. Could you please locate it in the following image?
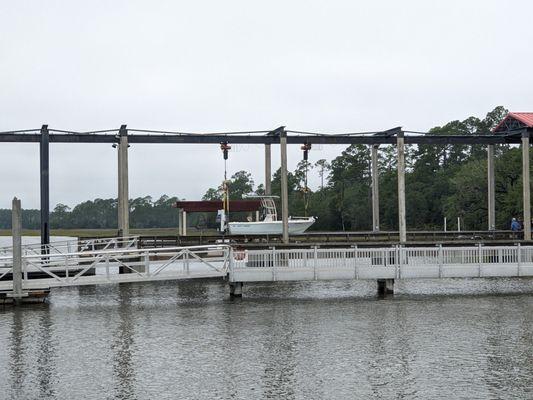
[1,0,532,209]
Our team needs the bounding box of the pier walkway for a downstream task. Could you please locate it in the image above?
[1,237,533,300]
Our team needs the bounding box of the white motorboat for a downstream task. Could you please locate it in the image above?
[227,196,315,235]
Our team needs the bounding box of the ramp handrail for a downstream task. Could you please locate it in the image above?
[0,236,140,261]
[0,244,231,288]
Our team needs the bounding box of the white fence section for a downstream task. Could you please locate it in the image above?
[230,245,533,282]
[0,244,230,290]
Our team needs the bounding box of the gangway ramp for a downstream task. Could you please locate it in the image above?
[0,244,230,292]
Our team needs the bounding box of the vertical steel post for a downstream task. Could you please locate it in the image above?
[178,208,183,235]
[265,143,272,195]
[487,144,496,230]
[40,125,50,248]
[522,131,531,241]
[12,197,23,299]
[371,144,380,232]
[280,129,289,244]
[397,132,407,243]
[117,125,129,238]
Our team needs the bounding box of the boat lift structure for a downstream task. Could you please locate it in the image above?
[1,113,533,246]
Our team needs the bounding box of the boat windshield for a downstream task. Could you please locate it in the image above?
[260,197,277,221]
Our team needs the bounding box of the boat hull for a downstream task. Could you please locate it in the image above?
[228,218,315,235]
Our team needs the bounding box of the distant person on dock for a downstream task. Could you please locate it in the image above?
[511,218,520,232]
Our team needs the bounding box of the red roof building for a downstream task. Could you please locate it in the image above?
[493,112,533,133]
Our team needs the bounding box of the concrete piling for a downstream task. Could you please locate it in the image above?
[265,144,272,195]
[377,279,394,296]
[397,132,407,243]
[11,197,23,301]
[371,145,380,232]
[117,125,129,238]
[229,282,243,297]
[280,129,289,244]
[522,131,531,241]
[487,144,496,231]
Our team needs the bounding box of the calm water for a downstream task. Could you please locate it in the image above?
[1,279,532,400]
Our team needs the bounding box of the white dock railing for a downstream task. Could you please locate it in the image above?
[229,245,533,282]
[0,244,230,290]
[0,236,139,258]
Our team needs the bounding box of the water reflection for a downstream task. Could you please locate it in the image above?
[37,308,56,398]
[9,309,25,395]
[260,307,297,399]
[0,279,532,400]
[112,285,137,400]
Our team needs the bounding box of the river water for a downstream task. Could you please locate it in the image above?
[0,279,532,400]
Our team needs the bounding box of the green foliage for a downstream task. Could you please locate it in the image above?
[202,170,255,200]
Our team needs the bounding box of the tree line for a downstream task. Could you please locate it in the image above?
[0,106,525,232]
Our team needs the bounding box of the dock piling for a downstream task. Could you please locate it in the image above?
[11,197,24,301]
[397,131,406,243]
[40,125,50,248]
[229,282,243,297]
[280,128,289,244]
[377,279,394,296]
[265,143,272,195]
[487,144,496,230]
[117,125,129,238]
[371,144,380,232]
[522,131,531,241]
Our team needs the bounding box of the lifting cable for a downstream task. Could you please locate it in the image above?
[220,142,231,216]
[301,143,312,217]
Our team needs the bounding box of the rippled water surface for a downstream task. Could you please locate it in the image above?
[1,279,532,400]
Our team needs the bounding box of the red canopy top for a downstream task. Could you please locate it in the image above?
[174,200,261,212]
[493,112,533,132]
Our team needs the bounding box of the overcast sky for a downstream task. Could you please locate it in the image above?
[1,0,532,209]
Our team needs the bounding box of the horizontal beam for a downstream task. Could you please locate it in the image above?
[1,129,531,145]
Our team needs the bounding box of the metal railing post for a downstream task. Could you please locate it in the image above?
[65,255,69,281]
[313,246,318,280]
[397,245,402,279]
[228,247,234,281]
[144,252,150,276]
[354,246,358,279]
[438,244,443,278]
[272,247,277,281]
[478,243,483,277]
[23,259,28,282]
[517,243,521,276]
